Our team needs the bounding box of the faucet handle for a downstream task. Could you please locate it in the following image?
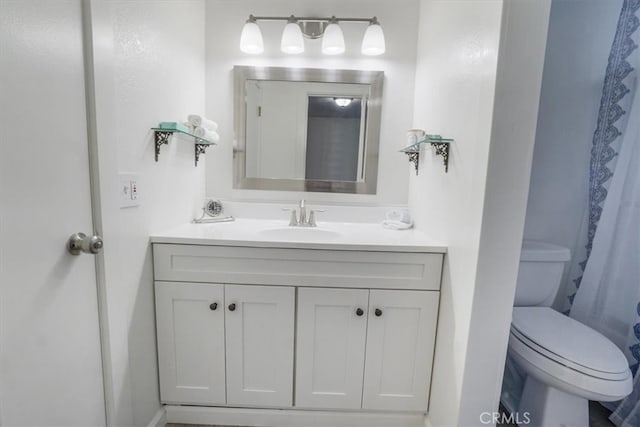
[307,209,325,227]
[282,208,298,226]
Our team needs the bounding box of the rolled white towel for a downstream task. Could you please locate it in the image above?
[194,126,220,143]
[182,121,194,132]
[188,114,218,131]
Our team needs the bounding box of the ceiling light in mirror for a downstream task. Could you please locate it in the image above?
[334,98,352,107]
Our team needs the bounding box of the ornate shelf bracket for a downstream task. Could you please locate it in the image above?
[194,141,209,167]
[152,128,217,167]
[400,134,453,175]
[431,141,450,173]
[406,152,420,175]
[154,131,171,162]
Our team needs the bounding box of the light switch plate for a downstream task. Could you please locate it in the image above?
[119,173,140,208]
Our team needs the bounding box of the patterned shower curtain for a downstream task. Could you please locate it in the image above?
[564,1,640,425]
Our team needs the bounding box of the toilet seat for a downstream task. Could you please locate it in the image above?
[509,307,633,401]
[511,307,630,381]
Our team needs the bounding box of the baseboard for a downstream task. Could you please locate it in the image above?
[165,405,426,427]
[147,407,167,427]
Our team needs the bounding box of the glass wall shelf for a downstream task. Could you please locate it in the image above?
[400,134,453,174]
[151,128,218,167]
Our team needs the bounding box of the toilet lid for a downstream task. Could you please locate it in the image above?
[511,307,630,378]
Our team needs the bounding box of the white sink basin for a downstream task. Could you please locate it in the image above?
[258,227,341,240]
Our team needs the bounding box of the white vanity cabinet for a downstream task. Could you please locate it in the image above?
[295,288,438,411]
[362,290,439,411]
[295,287,369,409]
[155,281,294,407]
[224,284,294,407]
[155,281,226,405]
[152,240,444,425]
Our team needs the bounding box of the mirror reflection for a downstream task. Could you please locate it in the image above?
[234,66,384,194]
[305,95,364,182]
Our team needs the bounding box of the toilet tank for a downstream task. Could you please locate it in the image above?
[514,240,571,307]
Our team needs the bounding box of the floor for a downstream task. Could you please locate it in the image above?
[589,401,616,427]
[167,403,615,427]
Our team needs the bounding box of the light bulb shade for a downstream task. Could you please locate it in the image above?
[321,22,345,55]
[240,20,264,54]
[281,22,304,54]
[361,23,385,56]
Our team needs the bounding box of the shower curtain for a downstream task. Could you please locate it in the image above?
[564,1,640,425]
[572,77,639,427]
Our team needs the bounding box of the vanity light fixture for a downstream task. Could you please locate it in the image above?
[240,15,385,56]
[281,15,305,54]
[321,17,345,55]
[240,15,264,54]
[361,18,386,56]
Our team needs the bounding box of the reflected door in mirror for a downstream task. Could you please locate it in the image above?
[306,95,365,182]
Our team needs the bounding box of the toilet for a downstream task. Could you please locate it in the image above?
[508,240,633,427]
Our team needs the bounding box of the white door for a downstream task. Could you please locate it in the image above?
[225,284,295,407]
[363,290,439,411]
[155,282,226,405]
[295,287,369,409]
[0,1,106,425]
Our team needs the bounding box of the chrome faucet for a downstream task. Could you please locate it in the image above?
[283,199,324,227]
[298,199,307,225]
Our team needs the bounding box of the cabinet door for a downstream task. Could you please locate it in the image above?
[296,287,369,409]
[155,281,225,405]
[225,284,295,407]
[363,290,439,411]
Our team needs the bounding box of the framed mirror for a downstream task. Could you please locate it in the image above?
[233,66,384,194]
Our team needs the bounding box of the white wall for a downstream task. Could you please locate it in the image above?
[204,0,420,205]
[410,1,503,422]
[90,1,206,425]
[410,1,550,426]
[457,2,550,424]
[523,0,623,307]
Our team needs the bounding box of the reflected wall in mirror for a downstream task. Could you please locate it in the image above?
[234,66,384,194]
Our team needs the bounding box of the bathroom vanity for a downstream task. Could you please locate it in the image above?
[151,219,446,426]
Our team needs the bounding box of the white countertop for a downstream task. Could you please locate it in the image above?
[150,218,447,253]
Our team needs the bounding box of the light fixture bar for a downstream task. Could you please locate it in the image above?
[249,15,378,24]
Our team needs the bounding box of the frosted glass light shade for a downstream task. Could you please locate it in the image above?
[321,22,345,55]
[281,22,304,54]
[240,21,264,54]
[361,23,385,56]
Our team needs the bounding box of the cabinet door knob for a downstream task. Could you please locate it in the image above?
[356,308,364,316]
[228,303,236,311]
[375,308,383,317]
[209,302,218,311]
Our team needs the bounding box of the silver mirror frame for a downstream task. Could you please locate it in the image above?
[233,66,384,194]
